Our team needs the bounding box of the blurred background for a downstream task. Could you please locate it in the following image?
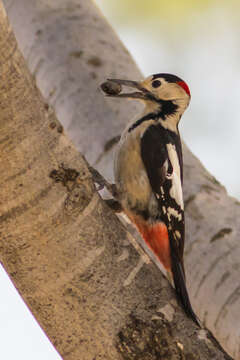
[1,1,240,359]
[98,0,240,199]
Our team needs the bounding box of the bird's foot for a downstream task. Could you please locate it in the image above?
[88,165,117,197]
[104,198,122,213]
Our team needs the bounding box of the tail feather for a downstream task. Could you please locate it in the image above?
[171,258,201,326]
[128,215,200,326]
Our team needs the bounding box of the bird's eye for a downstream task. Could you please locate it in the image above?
[152,80,161,88]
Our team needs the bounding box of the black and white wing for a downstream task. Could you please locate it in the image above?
[140,123,185,261]
[141,123,200,325]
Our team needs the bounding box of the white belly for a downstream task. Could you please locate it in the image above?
[114,128,152,211]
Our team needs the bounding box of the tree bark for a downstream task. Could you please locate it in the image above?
[0,1,238,359]
[4,1,240,358]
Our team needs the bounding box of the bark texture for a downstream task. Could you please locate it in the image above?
[1,0,240,358]
[2,0,142,179]
[0,5,233,359]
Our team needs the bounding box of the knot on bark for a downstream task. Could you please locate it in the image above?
[116,314,174,359]
[49,163,94,214]
[49,164,79,188]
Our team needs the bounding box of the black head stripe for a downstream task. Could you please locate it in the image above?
[128,112,158,132]
[128,100,178,132]
[159,100,178,119]
[152,73,183,83]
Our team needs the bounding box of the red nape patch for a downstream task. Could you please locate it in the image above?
[134,220,171,271]
[177,81,191,96]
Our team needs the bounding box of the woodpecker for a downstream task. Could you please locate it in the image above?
[103,73,199,326]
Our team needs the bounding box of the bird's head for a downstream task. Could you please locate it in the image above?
[105,73,191,123]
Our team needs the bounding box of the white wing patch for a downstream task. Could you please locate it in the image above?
[166,143,184,210]
[167,207,182,221]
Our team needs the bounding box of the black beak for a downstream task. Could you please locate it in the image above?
[104,78,150,100]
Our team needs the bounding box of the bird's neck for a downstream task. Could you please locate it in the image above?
[158,113,181,133]
[127,98,188,134]
[142,99,184,133]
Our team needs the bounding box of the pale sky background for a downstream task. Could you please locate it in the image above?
[1,1,240,359]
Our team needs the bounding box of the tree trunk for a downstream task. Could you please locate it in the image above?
[0,1,238,359]
[4,1,239,358]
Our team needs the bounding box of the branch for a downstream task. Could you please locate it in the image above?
[2,0,240,358]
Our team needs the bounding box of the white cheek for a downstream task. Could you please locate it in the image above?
[157,83,182,100]
[161,90,172,98]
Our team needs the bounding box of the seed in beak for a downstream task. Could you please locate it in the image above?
[101,80,122,96]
